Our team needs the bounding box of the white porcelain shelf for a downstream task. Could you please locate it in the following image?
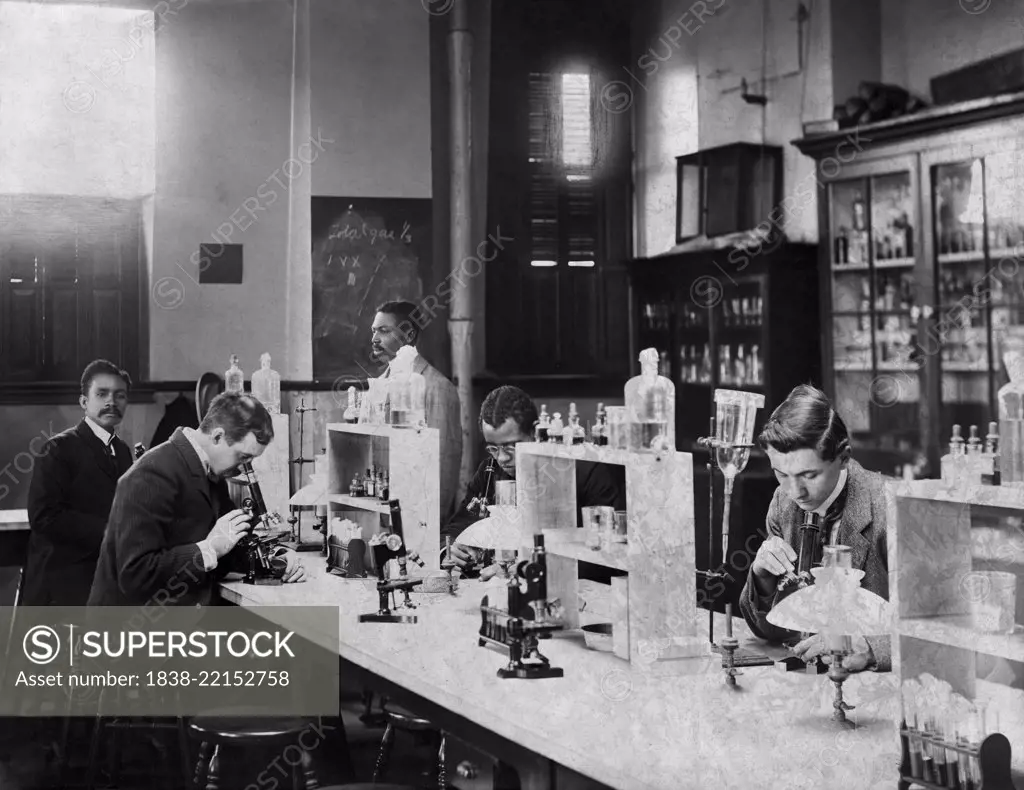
[542,531,629,572]
[328,494,390,514]
[889,479,1024,509]
[516,442,688,465]
[327,422,436,438]
[899,615,1024,663]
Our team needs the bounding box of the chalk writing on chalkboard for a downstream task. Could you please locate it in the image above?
[311,197,432,382]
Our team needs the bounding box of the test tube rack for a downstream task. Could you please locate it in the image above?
[899,729,1017,790]
[515,442,708,672]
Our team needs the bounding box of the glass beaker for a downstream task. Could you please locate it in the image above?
[967,571,1017,634]
[494,480,517,507]
[605,406,628,450]
[582,506,614,550]
[612,510,628,544]
[714,389,766,561]
[822,545,853,569]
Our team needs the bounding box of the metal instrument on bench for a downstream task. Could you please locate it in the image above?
[237,462,287,585]
[358,499,424,624]
[479,534,564,679]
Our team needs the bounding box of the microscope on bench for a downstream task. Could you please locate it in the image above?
[237,462,288,585]
[478,534,565,680]
[358,499,425,624]
[774,509,830,674]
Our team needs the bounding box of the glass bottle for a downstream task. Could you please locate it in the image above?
[563,404,578,445]
[365,468,375,498]
[592,403,607,446]
[225,354,244,393]
[349,474,359,498]
[966,425,984,486]
[571,406,586,445]
[250,352,281,413]
[940,424,967,488]
[624,347,675,452]
[536,405,550,442]
[999,341,1024,483]
[983,421,1001,486]
[343,387,359,423]
[549,412,564,443]
[387,346,426,428]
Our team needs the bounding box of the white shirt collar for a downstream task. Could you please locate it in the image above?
[182,427,212,476]
[813,468,848,516]
[84,416,115,447]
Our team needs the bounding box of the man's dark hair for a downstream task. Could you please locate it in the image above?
[81,359,131,397]
[758,384,850,462]
[200,392,275,446]
[375,300,421,346]
[479,385,538,435]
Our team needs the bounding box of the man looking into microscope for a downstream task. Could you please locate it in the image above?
[739,384,890,672]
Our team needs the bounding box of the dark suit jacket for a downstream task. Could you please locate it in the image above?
[441,457,627,544]
[88,428,240,608]
[24,421,133,606]
[738,459,891,671]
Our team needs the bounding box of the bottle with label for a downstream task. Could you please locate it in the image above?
[251,352,281,413]
[571,407,586,445]
[750,345,762,385]
[720,346,733,385]
[966,425,984,485]
[365,468,375,498]
[700,345,712,384]
[379,471,390,501]
[536,405,550,442]
[624,348,675,452]
[225,354,244,393]
[343,387,359,423]
[592,403,607,446]
[349,475,360,498]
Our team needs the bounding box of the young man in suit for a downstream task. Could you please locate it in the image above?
[371,300,462,524]
[23,360,135,606]
[88,392,305,608]
[443,385,625,578]
[739,384,891,672]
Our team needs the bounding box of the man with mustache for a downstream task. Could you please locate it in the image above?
[739,384,890,672]
[23,360,135,606]
[89,391,305,607]
[370,300,462,524]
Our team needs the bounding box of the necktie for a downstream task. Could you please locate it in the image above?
[820,485,848,548]
[106,441,119,474]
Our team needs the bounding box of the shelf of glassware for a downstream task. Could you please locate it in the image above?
[888,478,1024,777]
[325,422,441,569]
[514,442,708,668]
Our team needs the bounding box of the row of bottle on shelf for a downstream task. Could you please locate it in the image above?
[940,423,1001,487]
[834,226,914,265]
[641,297,764,332]
[938,224,1024,257]
[677,344,763,386]
[224,353,281,413]
[348,465,391,500]
[851,276,915,316]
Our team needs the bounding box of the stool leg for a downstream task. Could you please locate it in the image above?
[177,719,193,789]
[84,717,104,790]
[205,743,220,790]
[194,740,211,790]
[372,721,395,782]
[300,748,319,789]
[437,732,447,790]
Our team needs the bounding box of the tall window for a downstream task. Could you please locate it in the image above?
[528,71,598,269]
[0,197,142,385]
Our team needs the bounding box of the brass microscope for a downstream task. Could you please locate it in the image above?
[775,509,829,673]
[237,462,288,585]
[479,534,564,679]
[358,499,425,624]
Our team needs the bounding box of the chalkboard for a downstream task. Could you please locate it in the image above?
[311,197,432,382]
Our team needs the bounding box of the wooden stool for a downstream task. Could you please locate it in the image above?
[373,707,453,790]
[189,712,321,790]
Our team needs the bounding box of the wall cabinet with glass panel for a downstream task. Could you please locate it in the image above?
[796,92,1024,475]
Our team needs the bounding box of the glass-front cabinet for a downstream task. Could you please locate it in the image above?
[796,96,1024,476]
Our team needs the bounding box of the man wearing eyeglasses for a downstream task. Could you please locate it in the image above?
[441,385,625,575]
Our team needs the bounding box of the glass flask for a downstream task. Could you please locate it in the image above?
[714,388,765,561]
[250,352,281,413]
[225,354,244,394]
[343,386,359,423]
[998,338,1024,484]
[624,348,675,451]
[387,345,426,428]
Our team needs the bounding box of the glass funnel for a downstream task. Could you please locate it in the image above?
[713,389,765,561]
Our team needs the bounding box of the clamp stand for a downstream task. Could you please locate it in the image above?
[695,415,736,650]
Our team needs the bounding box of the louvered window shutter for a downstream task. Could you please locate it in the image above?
[527,71,599,269]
